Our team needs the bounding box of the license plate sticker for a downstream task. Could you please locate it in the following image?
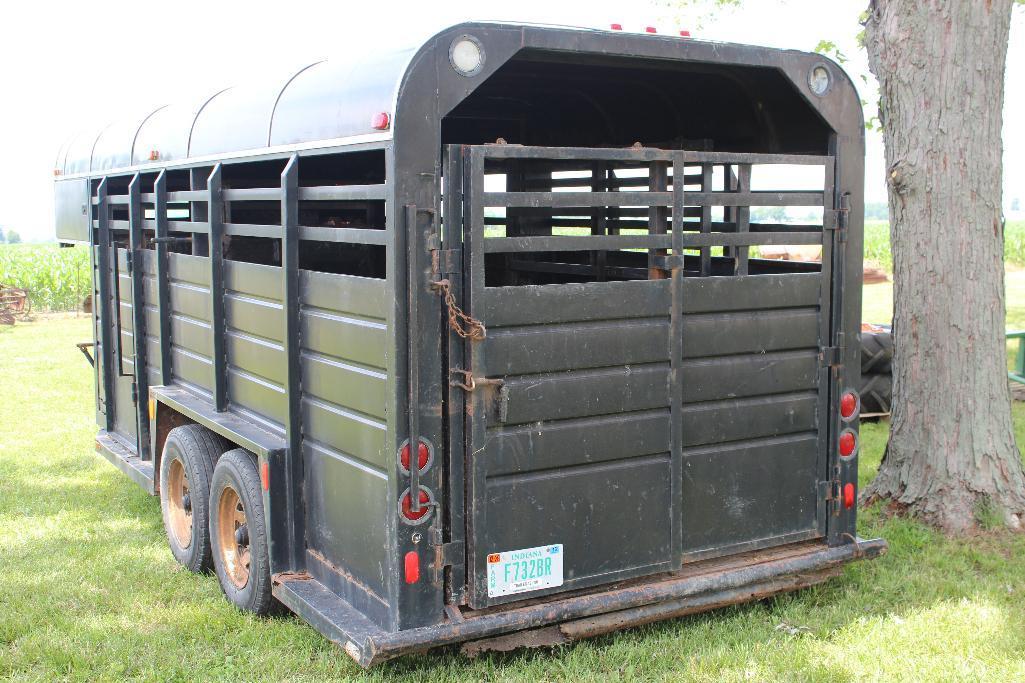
[486,544,563,598]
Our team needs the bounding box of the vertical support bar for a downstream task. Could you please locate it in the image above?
[669,152,686,569]
[405,203,422,513]
[207,164,227,412]
[699,163,713,276]
[442,144,467,604]
[590,162,608,282]
[465,146,488,608]
[723,165,737,262]
[735,165,751,276]
[95,178,116,433]
[153,170,173,386]
[280,154,305,569]
[818,157,837,537]
[128,174,151,461]
[647,161,669,280]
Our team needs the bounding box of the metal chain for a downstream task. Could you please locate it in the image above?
[431,279,486,340]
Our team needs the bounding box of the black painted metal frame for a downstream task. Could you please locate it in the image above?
[74,21,875,664]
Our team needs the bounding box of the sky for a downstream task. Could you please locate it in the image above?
[0,0,1022,240]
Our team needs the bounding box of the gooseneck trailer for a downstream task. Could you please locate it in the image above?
[54,22,884,665]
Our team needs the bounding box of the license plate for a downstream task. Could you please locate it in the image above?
[486,544,563,598]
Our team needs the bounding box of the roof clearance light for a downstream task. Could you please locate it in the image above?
[809,64,831,96]
[679,30,691,37]
[645,26,657,33]
[610,23,623,30]
[450,35,485,77]
[148,149,160,161]
[371,112,390,130]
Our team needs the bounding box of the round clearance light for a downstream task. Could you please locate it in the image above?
[809,64,832,96]
[450,35,485,77]
[839,429,858,458]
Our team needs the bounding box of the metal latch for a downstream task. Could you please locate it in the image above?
[428,526,465,583]
[449,370,508,422]
[820,344,843,369]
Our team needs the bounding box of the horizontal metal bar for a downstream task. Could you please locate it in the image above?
[224,223,284,238]
[167,220,209,234]
[107,195,130,205]
[168,190,208,202]
[479,145,675,162]
[681,232,823,247]
[685,191,824,207]
[223,188,280,202]
[483,233,672,253]
[299,184,386,201]
[297,225,388,245]
[485,191,672,208]
[686,152,833,166]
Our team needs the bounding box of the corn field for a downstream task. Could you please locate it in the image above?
[0,244,91,311]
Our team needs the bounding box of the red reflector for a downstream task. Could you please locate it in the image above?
[679,30,691,37]
[840,392,858,419]
[839,431,857,457]
[843,483,855,509]
[401,440,430,473]
[260,461,270,491]
[401,490,431,521]
[645,26,657,33]
[404,551,420,584]
[610,23,623,30]
[371,112,390,130]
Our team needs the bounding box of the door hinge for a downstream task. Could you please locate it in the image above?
[125,250,134,275]
[820,345,843,368]
[827,194,851,243]
[130,381,138,404]
[429,526,465,579]
[819,479,841,502]
[435,249,462,277]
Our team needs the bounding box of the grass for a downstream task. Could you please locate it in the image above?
[0,244,91,312]
[4,317,1025,681]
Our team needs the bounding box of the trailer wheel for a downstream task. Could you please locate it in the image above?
[159,424,229,573]
[209,449,273,615]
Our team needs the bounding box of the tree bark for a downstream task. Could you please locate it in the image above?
[864,0,1025,532]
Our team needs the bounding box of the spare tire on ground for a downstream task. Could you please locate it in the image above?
[859,373,892,415]
[860,325,893,375]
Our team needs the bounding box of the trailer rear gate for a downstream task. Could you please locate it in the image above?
[53,22,883,666]
[442,144,839,609]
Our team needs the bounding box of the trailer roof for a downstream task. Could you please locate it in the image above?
[56,39,421,176]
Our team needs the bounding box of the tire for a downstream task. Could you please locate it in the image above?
[159,424,229,573]
[860,330,893,375]
[859,373,892,414]
[209,449,273,615]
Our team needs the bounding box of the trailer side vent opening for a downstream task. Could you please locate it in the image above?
[54,22,884,668]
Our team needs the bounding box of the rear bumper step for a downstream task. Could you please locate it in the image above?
[95,430,154,493]
[274,537,887,667]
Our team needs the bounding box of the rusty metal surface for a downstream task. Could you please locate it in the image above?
[0,283,30,324]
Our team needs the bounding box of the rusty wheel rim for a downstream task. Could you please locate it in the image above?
[216,485,250,589]
[166,458,193,549]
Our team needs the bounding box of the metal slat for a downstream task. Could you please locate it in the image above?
[297,225,388,245]
[485,191,672,208]
[96,178,116,433]
[128,174,150,460]
[681,232,822,247]
[281,154,305,571]
[153,171,173,385]
[168,190,208,202]
[207,164,228,412]
[224,223,284,239]
[685,191,823,207]
[482,233,672,254]
[298,184,386,201]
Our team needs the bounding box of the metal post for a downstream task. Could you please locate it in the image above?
[281,154,305,568]
[128,174,151,460]
[154,170,173,386]
[207,164,227,412]
[96,178,116,433]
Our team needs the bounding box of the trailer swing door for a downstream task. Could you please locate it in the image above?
[448,144,839,610]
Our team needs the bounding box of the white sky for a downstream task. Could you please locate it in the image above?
[1,0,1022,240]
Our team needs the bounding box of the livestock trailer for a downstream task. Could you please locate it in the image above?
[54,22,885,665]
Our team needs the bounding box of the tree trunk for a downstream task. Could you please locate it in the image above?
[864,0,1025,532]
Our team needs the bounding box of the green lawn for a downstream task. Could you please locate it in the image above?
[4,316,1025,680]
